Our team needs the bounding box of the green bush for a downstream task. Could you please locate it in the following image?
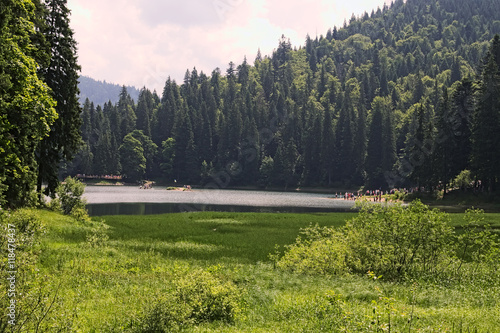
[55,176,86,216]
[138,269,242,332]
[274,225,349,275]
[344,200,453,279]
[452,169,473,190]
[86,220,110,248]
[274,200,499,281]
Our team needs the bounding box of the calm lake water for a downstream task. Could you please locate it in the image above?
[84,186,357,216]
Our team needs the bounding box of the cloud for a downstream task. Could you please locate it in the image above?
[138,0,222,28]
[68,0,389,93]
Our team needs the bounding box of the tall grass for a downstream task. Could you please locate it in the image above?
[3,208,499,331]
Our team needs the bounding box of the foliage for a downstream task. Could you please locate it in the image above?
[54,176,87,216]
[452,169,473,190]
[70,0,500,192]
[8,209,497,331]
[273,225,349,275]
[0,0,57,208]
[344,200,454,279]
[137,269,243,332]
[120,133,147,182]
[274,200,499,281]
[455,208,499,271]
[36,0,82,198]
[0,209,72,331]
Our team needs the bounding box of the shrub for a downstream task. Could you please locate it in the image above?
[86,220,110,248]
[344,200,453,279]
[273,200,497,281]
[138,269,242,332]
[274,225,349,275]
[55,176,86,215]
[452,169,473,191]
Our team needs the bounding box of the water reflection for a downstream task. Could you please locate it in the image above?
[86,202,354,216]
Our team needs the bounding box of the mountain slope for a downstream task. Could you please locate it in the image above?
[78,76,140,106]
[70,0,500,192]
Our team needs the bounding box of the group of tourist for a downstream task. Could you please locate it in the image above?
[76,174,122,180]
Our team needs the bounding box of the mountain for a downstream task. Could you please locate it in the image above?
[70,0,500,192]
[78,76,140,106]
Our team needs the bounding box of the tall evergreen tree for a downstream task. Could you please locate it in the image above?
[135,87,154,137]
[365,97,386,188]
[471,38,500,192]
[36,0,81,198]
[118,86,136,139]
[449,78,473,175]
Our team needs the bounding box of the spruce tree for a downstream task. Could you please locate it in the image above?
[471,42,500,192]
[36,0,81,198]
[136,88,154,137]
[434,86,453,196]
[365,97,385,188]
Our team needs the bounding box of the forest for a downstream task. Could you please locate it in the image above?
[69,0,500,194]
[3,0,500,209]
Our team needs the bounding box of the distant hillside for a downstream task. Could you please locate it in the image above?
[78,76,140,106]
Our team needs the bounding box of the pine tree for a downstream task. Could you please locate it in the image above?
[36,0,81,198]
[321,104,335,185]
[365,97,385,188]
[118,86,137,139]
[449,78,473,176]
[471,41,500,192]
[136,87,154,137]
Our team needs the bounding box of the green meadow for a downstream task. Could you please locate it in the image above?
[4,209,500,331]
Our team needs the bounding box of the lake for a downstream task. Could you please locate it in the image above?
[84,186,357,216]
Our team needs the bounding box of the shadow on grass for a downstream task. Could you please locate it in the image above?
[102,212,353,263]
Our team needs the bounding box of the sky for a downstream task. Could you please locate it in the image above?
[67,0,390,93]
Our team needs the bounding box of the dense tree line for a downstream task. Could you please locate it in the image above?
[71,0,500,192]
[0,0,81,208]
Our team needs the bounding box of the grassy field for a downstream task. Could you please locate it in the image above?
[16,209,500,331]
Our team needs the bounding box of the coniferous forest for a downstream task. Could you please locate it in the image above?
[70,0,500,194]
[3,0,500,209]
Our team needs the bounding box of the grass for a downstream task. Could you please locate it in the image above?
[25,210,500,331]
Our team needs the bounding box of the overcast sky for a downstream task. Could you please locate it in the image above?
[67,0,389,93]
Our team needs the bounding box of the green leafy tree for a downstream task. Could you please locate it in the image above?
[259,156,274,187]
[119,133,146,182]
[128,130,158,179]
[55,176,86,215]
[0,0,57,207]
[160,138,176,181]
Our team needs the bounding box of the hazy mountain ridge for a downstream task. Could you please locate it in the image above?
[78,75,140,106]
